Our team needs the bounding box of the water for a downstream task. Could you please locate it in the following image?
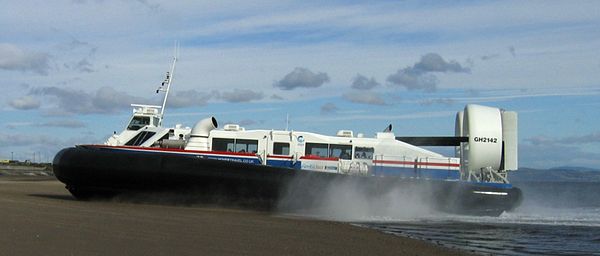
[356,182,600,255]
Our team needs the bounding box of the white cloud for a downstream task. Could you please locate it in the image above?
[274,67,329,90]
[219,89,264,103]
[297,110,455,123]
[387,53,470,92]
[9,96,40,110]
[527,132,600,146]
[320,102,338,114]
[166,90,216,108]
[351,74,379,90]
[342,91,387,105]
[29,86,146,114]
[520,142,600,169]
[0,44,50,75]
[5,119,85,129]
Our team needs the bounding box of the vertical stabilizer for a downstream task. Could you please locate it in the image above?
[501,111,518,171]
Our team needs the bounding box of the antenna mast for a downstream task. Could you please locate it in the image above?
[157,42,179,126]
[285,113,289,131]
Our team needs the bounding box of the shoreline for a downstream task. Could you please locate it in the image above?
[0,176,471,256]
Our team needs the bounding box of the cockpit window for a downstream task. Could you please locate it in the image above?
[127,116,150,130]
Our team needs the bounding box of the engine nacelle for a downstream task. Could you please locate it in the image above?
[458,104,518,174]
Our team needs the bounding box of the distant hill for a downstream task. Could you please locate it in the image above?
[510,167,600,182]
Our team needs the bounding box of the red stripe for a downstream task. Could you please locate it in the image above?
[373,159,460,167]
[300,155,339,161]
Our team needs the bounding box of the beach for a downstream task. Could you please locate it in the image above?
[0,176,469,256]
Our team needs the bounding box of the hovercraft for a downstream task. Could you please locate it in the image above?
[53,54,522,216]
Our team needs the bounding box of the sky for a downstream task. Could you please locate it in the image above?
[1,0,600,169]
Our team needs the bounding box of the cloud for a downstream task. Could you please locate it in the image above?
[414,53,470,73]
[508,46,516,57]
[297,110,455,122]
[63,38,91,51]
[480,54,499,61]
[238,119,258,126]
[561,132,600,144]
[5,119,85,129]
[387,70,438,92]
[520,142,600,169]
[71,58,95,73]
[0,132,61,148]
[387,53,470,92]
[219,89,264,103]
[29,86,145,114]
[42,119,86,128]
[270,94,284,100]
[0,43,50,75]
[273,67,329,90]
[167,89,216,108]
[351,74,379,90]
[527,132,600,146]
[342,91,387,105]
[60,39,98,73]
[92,86,146,110]
[525,135,555,146]
[22,87,263,112]
[9,96,40,110]
[419,98,455,106]
[134,0,161,11]
[73,0,161,11]
[320,102,338,114]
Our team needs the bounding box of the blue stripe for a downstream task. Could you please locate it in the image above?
[266,159,301,169]
[204,155,260,165]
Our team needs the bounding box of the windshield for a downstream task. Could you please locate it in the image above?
[127,116,150,130]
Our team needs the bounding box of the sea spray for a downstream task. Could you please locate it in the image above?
[359,181,600,255]
[276,174,442,221]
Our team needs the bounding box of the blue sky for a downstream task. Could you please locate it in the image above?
[1,0,600,168]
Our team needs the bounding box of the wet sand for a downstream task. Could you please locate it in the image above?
[0,176,470,256]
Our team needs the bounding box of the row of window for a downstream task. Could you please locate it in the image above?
[305,143,352,159]
[212,138,258,153]
[211,138,374,160]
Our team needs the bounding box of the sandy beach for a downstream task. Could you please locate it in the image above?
[0,176,470,256]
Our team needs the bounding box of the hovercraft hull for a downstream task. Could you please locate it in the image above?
[53,146,522,216]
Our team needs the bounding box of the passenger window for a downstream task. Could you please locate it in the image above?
[212,138,234,152]
[354,147,374,159]
[330,144,352,160]
[273,142,290,155]
[306,143,328,158]
[235,139,258,153]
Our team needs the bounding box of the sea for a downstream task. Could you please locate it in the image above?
[355,182,600,255]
